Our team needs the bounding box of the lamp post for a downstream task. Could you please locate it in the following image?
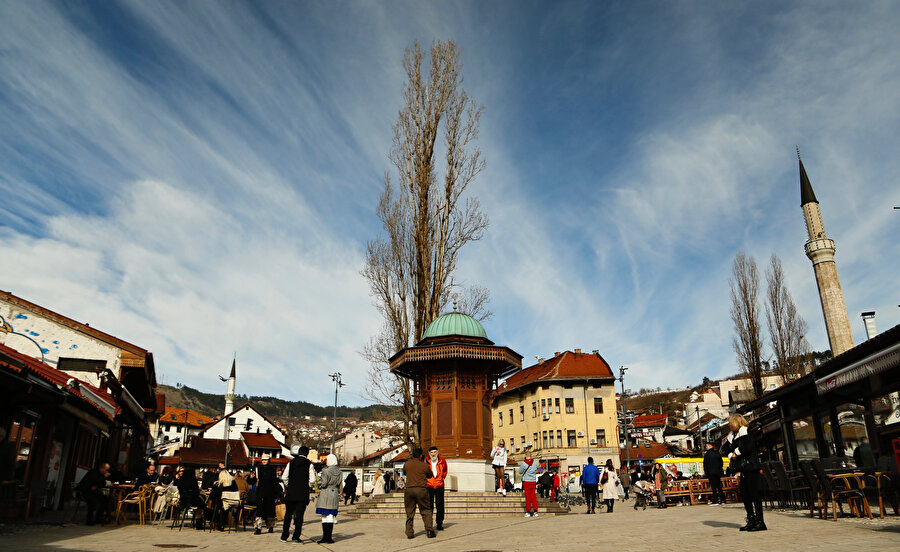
[619,366,629,469]
[329,372,345,454]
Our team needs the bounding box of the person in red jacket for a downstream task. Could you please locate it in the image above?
[426,446,448,531]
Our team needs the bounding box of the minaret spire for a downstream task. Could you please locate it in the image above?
[799,151,854,356]
[224,354,237,417]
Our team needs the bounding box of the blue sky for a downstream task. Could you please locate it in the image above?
[2,1,898,407]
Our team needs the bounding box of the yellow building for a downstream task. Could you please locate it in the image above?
[491,349,620,477]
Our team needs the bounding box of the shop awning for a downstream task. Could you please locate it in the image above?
[815,342,900,395]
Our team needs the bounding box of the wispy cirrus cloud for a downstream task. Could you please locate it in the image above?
[1,1,899,404]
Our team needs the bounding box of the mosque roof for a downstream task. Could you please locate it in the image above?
[422,312,489,340]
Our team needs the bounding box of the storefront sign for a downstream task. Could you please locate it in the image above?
[815,343,900,395]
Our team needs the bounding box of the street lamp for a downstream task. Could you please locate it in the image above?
[619,366,630,469]
[329,372,345,454]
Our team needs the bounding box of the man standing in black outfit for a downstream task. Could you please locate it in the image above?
[703,442,724,505]
[343,471,358,505]
[281,445,315,544]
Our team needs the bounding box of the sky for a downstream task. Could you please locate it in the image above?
[1,1,898,407]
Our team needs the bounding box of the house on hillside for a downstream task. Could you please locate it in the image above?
[151,406,215,456]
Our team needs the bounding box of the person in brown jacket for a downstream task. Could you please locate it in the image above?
[403,448,436,539]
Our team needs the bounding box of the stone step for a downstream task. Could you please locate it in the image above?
[344,493,570,518]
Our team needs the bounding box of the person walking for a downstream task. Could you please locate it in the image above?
[724,413,765,531]
[490,439,508,495]
[314,454,341,544]
[653,464,669,508]
[343,471,358,505]
[581,457,600,514]
[254,454,278,535]
[619,467,631,500]
[703,441,725,505]
[403,448,436,539]
[518,452,539,517]
[281,445,315,543]
[372,469,386,496]
[426,446,448,531]
[600,459,620,512]
[551,471,560,502]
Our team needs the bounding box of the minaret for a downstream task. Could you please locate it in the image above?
[799,149,854,356]
[224,357,236,417]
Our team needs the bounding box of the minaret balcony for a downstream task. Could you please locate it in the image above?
[805,237,836,264]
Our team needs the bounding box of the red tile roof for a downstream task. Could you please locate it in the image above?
[619,441,673,462]
[631,414,668,428]
[495,351,614,396]
[241,432,282,449]
[162,407,215,427]
[179,438,250,467]
[0,342,117,420]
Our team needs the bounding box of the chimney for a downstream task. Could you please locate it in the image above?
[592,349,599,355]
[554,351,561,357]
[574,348,582,354]
[861,311,877,340]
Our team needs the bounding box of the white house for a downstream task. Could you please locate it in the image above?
[202,403,290,457]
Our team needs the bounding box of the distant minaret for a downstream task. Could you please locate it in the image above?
[224,357,236,417]
[799,149,854,356]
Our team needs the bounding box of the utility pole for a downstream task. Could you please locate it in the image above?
[619,366,629,469]
[696,405,704,450]
[329,372,345,454]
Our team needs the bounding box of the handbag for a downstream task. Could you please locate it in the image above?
[275,503,286,521]
[600,471,609,485]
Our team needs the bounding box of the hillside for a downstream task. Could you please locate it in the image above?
[159,383,398,422]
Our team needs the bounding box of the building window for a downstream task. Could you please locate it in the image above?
[541,399,547,415]
[595,429,606,447]
[499,412,503,427]
[549,431,555,447]
[510,437,515,450]
[164,424,171,432]
[594,397,603,414]
[567,430,577,447]
[228,417,236,426]
[542,431,548,449]
[565,398,575,414]
[521,435,526,449]
[533,433,538,447]
[509,408,514,425]
[557,430,562,446]
[520,406,525,421]
[532,402,537,418]
[555,398,560,414]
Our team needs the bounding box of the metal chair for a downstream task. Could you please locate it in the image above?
[760,463,780,509]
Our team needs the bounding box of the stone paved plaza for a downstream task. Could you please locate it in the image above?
[2,500,899,552]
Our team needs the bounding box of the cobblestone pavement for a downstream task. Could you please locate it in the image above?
[2,501,898,551]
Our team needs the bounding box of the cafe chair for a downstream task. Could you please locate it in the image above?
[798,461,826,519]
[811,459,871,520]
[115,487,149,525]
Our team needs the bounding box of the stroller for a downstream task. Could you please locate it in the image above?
[632,480,652,510]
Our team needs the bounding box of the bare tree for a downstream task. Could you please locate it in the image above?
[361,40,489,447]
[765,254,810,384]
[730,252,765,398]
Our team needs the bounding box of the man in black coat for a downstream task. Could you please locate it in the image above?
[76,462,111,525]
[703,442,725,505]
[132,463,159,491]
[280,445,314,543]
[343,471,358,505]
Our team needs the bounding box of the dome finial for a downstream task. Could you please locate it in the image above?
[452,293,458,312]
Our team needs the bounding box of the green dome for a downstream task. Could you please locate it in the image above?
[422,312,488,340]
